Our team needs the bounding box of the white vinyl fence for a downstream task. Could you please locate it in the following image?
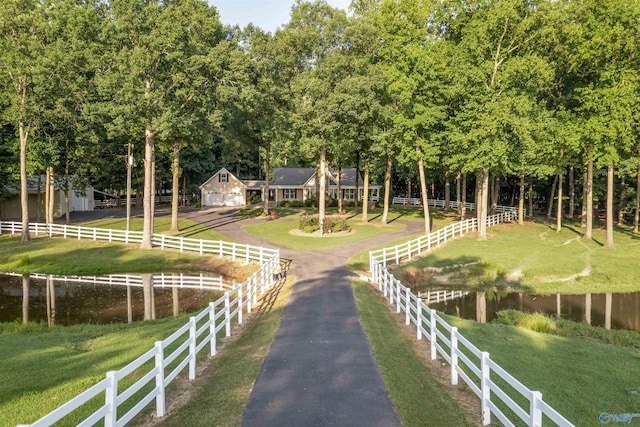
[2,221,281,427]
[369,209,574,427]
[2,272,234,292]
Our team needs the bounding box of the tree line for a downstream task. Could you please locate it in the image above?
[1,0,638,248]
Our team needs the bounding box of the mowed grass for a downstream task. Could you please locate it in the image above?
[445,314,640,426]
[73,216,229,241]
[1,317,194,427]
[353,280,478,426]
[154,277,294,427]
[395,219,640,294]
[241,217,406,249]
[0,217,233,275]
[240,206,460,250]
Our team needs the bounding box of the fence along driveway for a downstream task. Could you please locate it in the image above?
[369,209,575,427]
[0,221,280,427]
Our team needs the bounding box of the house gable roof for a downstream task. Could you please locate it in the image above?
[199,168,246,189]
[269,168,316,187]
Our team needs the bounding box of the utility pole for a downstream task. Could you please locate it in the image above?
[126,142,134,232]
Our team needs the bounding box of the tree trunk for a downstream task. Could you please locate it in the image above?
[635,170,640,233]
[444,169,451,210]
[354,152,360,215]
[461,172,467,220]
[547,175,557,219]
[528,179,534,218]
[170,144,180,232]
[605,162,614,248]
[618,176,625,226]
[45,167,51,224]
[456,172,461,215]
[64,138,70,224]
[417,148,430,234]
[19,119,30,241]
[556,172,563,232]
[581,160,588,227]
[319,147,327,236]
[478,169,489,240]
[36,174,42,222]
[141,88,155,249]
[337,166,343,214]
[475,170,481,224]
[491,174,499,214]
[518,175,525,225]
[381,152,392,225]
[361,160,370,222]
[568,165,575,218]
[263,145,271,215]
[585,153,593,239]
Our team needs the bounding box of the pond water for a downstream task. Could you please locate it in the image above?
[0,273,225,326]
[425,290,640,333]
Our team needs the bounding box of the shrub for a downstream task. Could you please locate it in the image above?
[304,198,315,207]
[289,200,304,208]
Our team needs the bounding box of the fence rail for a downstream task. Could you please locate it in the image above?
[7,221,280,427]
[2,272,234,292]
[0,221,278,265]
[369,208,574,427]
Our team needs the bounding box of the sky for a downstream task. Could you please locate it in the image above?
[208,0,352,33]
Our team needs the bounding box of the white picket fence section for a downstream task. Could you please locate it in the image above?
[4,221,281,427]
[419,289,469,305]
[392,197,518,215]
[369,210,574,427]
[2,272,234,292]
[0,221,276,265]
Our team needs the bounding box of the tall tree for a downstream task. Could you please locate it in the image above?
[99,0,223,248]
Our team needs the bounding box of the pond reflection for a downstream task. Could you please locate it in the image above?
[0,273,228,326]
[424,290,640,333]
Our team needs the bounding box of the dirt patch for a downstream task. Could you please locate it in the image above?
[184,257,259,283]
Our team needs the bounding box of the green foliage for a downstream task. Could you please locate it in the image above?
[494,310,640,349]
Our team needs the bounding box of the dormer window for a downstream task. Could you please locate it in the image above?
[219,172,228,182]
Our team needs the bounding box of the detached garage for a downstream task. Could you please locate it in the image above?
[200,168,260,207]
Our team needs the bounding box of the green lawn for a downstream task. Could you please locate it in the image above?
[1,317,195,427]
[393,220,640,294]
[353,280,477,426]
[446,313,640,426]
[241,217,406,249]
[240,205,461,250]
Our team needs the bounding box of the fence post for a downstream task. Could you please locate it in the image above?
[430,309,437,360]
[417,298,423,340]
[480,351,491,425]
[396,280,401,313]
[451,327,459,385]
[209,302,217,356]
[247,279,253,313]
[238,283,243,324]
[225,292,231,337]
[154,341,166,417]
[104,371,118,427]
[189,317,197,380]
[530,391,543,427]
[252,274,258,306]
[405,287,411,325]
[232,242,236,260]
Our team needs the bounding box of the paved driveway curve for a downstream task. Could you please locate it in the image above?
[185,208,424,427]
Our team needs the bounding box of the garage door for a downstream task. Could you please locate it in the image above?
[224,192,244,207]
[204,192,223,206]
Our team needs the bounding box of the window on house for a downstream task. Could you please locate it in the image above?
[219,173,228,183]
[344,189,355,200]
[283,189,296,200]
